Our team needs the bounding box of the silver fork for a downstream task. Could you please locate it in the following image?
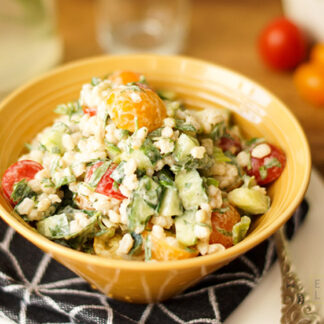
[274,227,322,324]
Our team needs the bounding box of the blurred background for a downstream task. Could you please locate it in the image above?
[1,0,324,177]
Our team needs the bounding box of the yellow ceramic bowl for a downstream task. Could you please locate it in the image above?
[0,55,311,303]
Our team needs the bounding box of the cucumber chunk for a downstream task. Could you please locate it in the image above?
[228,187,270,214]
[175,210,197,246]
[121,149,152,171]
[175,169,208,210]
[159,186,183,217]
[173,133,199,163]
[137,176,163,209]
[127,194,155,232]
[40,122,69,154]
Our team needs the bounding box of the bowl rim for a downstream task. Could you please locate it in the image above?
[0,54,311,271]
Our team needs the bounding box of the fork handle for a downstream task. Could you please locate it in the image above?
[274,227,322,324]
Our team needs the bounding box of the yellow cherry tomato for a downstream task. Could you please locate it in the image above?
[294,63,324,106]
[107,85,166,132]
[108,71,142,86]
[310,43,324,68]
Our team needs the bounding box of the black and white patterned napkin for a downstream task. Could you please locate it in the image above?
[0,200,308,324]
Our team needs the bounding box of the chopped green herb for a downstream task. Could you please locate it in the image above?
[259,166,268,180]
[148,128,162,139]
[55,175,76,188]
[144,236,152,261]
[110,161,126,184]
[175,119,197,133]
[91,77,101,86]
[11,179,35,204]
[210,121,226,141]
[129,232,143,256]
[213,147,231,163]
[207,177,219,187]
[216,227,232,237]
[245,137,265,147]
[141,138,161,164]
[24,143,32,151]
[54,100,82,118]
[157,90,177,101]
[264,157,282,169]
[212,207,229,214]
[88,161,111,187]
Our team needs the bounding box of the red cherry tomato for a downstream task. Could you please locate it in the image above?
[209,204,241,248]
[219,136,242,155]
[258,17,307,70]
[82,106,97,117]
[85,162,125,200]
[1,160,43,204]
[247,143,286,186]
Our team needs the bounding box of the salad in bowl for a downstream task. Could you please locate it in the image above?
[1,71,286,262]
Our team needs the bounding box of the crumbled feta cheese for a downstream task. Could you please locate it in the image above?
[152,225,165,239]
[154,138,174,154]
[35,169,50,181]
[165,236,179,247]
[197,241,209,255]
[190,146,206,159]
[208,185,222,209]
[119,184,131,198]
[163,117,176,128]
[194,224,211,240]
[16,198,34,215]
[116,233,134,255]
[48,194,61,204]
[251,143,271,159]
[119,199,130,224]
[62,134,74,151]
[122,174,138,191]
[72,163,86,177]
[208,243,225,254]
[200,202,212,214]
[152,215,173,229]
[108,210,120,223]
[28,179,42,193]
[124,159,137,176]
[37,198,51,212]
[154,160,165,171]
[195,209,207,223]
[236,151,251,168]
[161,126,173,138]
[132,127,148,149]
[78,183,92,197]
[185,115,201,131]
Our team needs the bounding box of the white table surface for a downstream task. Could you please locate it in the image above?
[226,169,324,324]
[1,170,323,324]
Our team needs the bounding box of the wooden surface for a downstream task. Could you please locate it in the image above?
[57,0,324,177]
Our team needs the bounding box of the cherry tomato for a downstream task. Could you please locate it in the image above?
[209,204,241,248]
[219,136,242,155]
[247,143,286,185]
[82,106,97,117]
[107,86,166,132]
[294,63,324,106]
[310,43,324,68]
[1,160,43,204]
[258,17,307,70]
[108,71,142,86]
[85,162,125,200]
